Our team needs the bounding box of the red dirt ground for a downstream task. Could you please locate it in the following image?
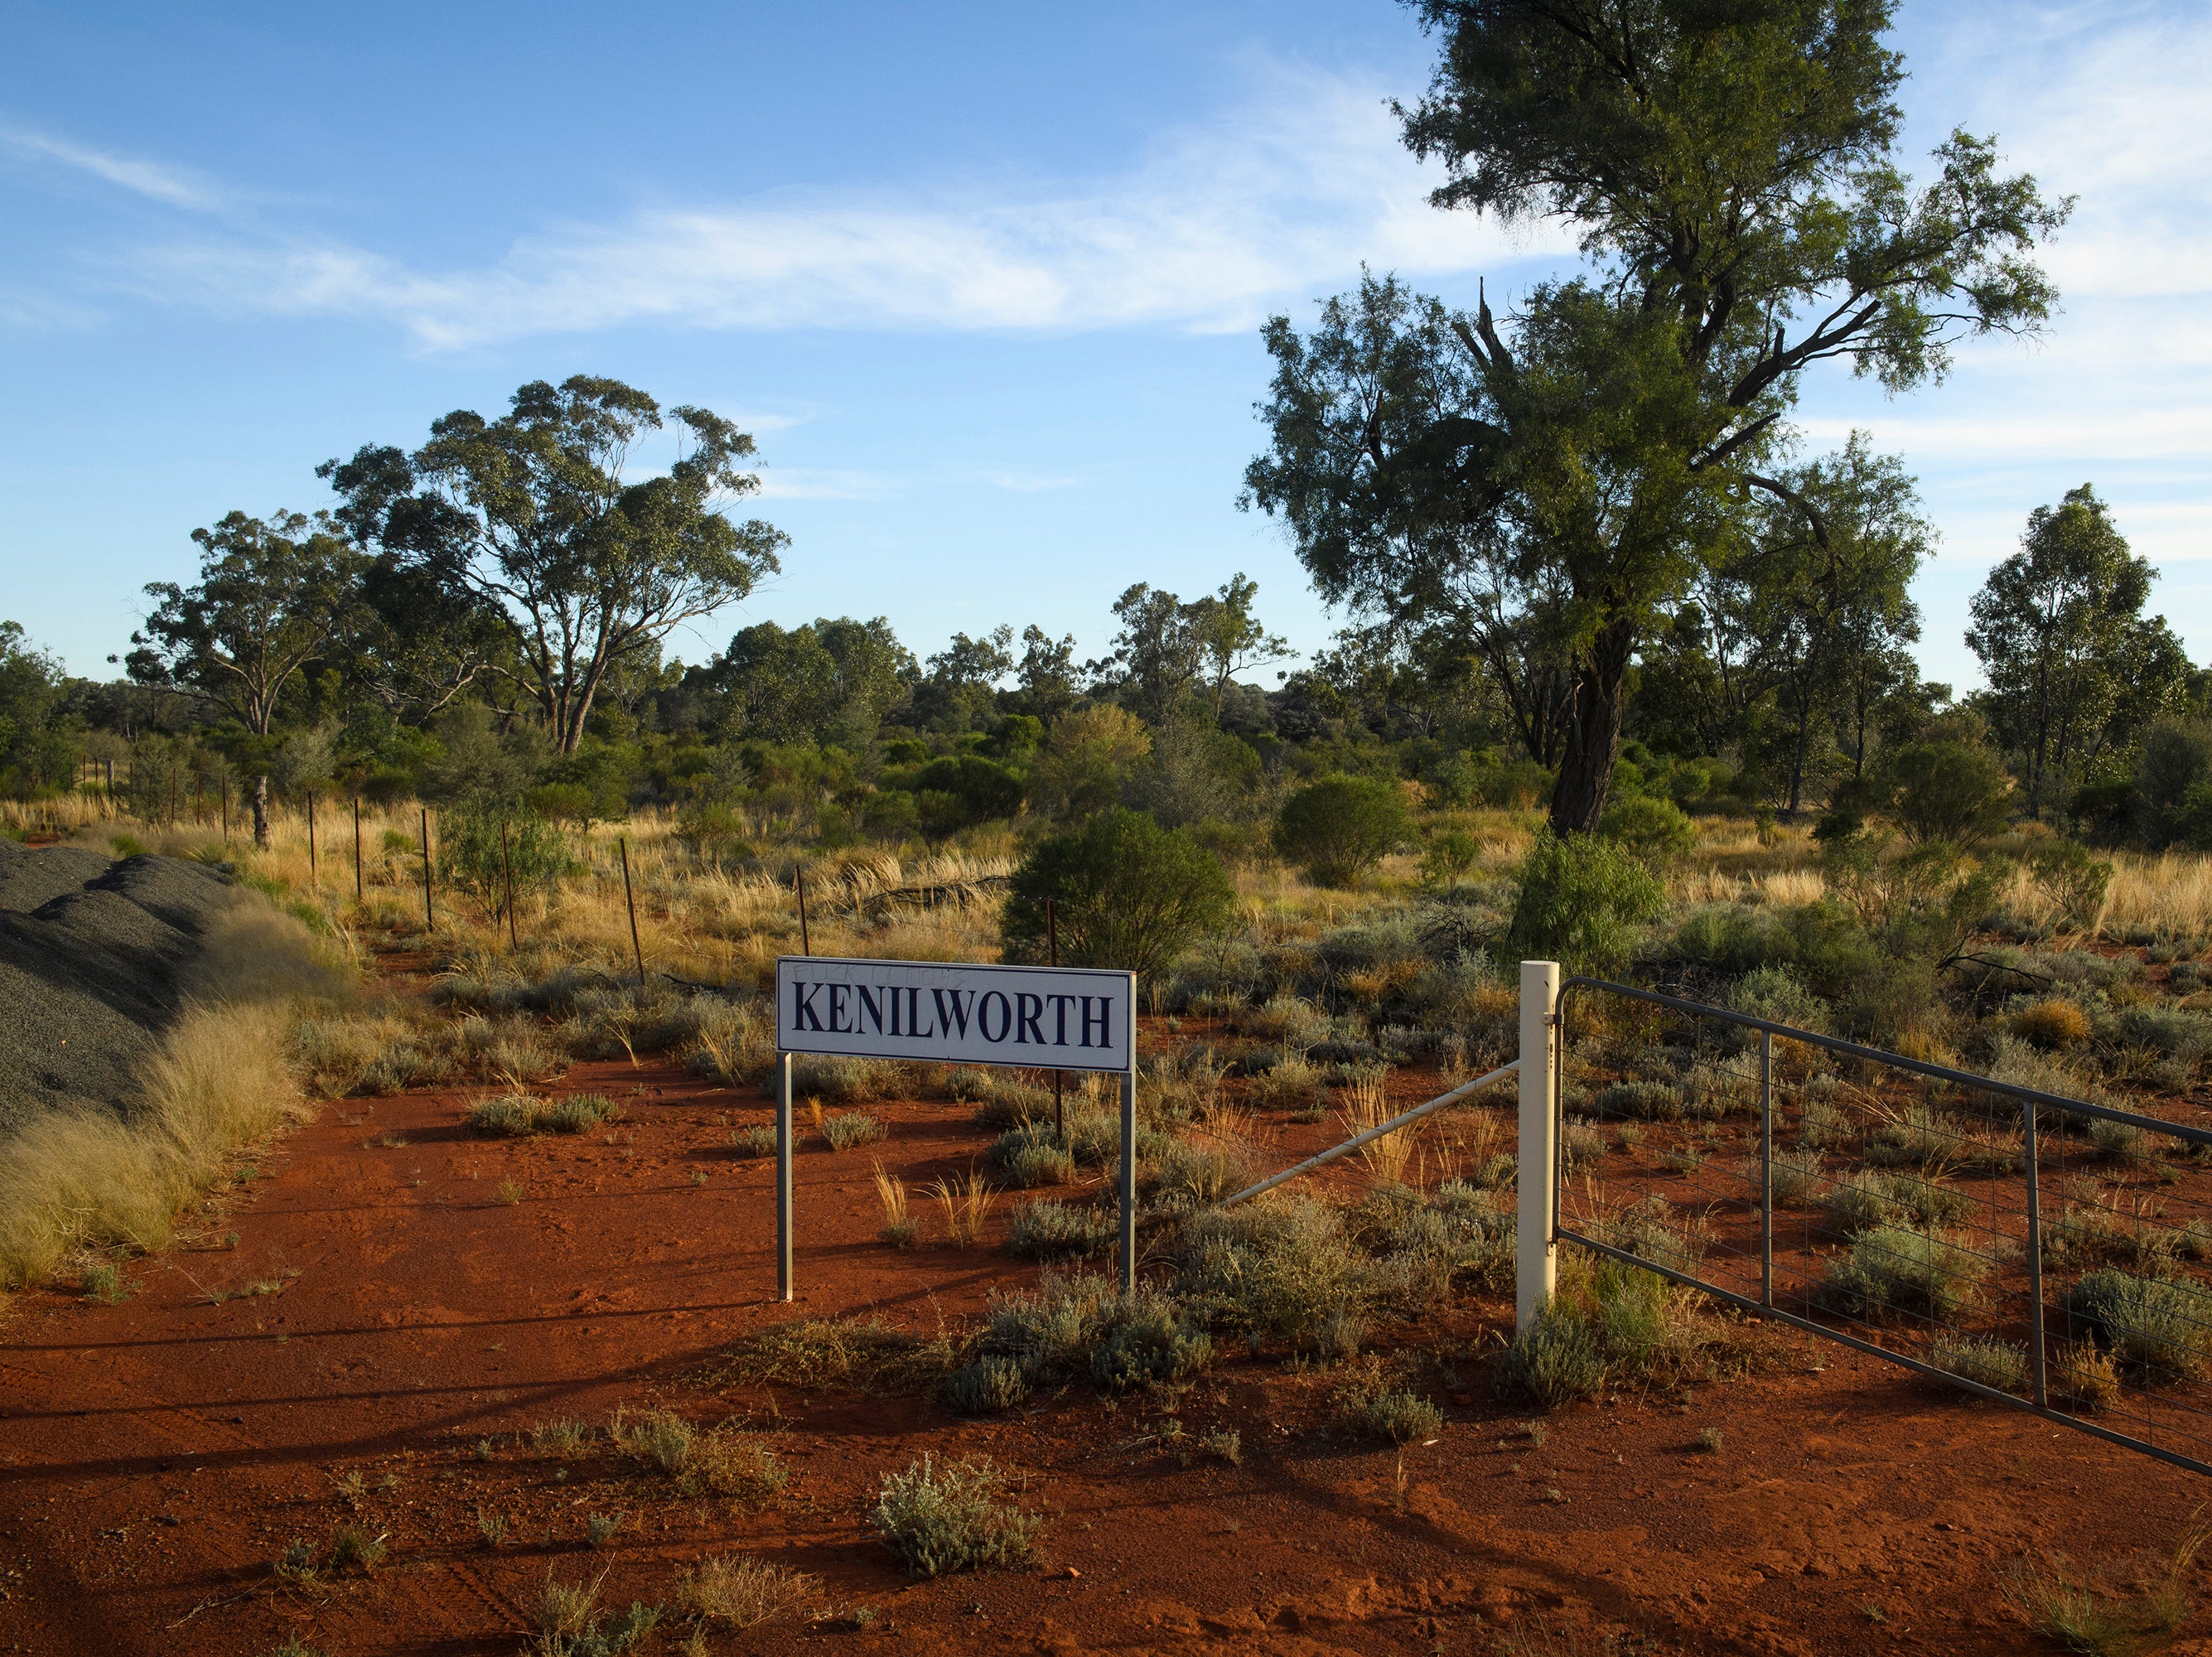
[3,1000,2210,1654]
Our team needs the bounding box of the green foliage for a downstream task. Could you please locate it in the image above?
[1507,832,1665,973]
[1334,1360,1443,1442]
[2027,838,2113,930]
[1273,774,1413,886]
[944,1357,1028,1415]
[1598,792,1696,863]
[1968,485,2193,813]
[908,755,1025,829]
[872,1455,1041,1577]
[1496,1301,1605,1408]
[437,800,572,918]
[2064,1269,2212,1380]
[1252,7,2065,834]
[1821,1225,1987,1321]
[1005,1200,1116,1262]
[2134,721,2212,850]
[1419,827,1481,887]
[1002,808,1234,978]
[1884,741,2012,847]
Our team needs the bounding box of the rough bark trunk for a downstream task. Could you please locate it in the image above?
[1548,626,1634,836]
[251,772,271,849]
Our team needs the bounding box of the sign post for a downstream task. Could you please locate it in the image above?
[773,955,1138,1297]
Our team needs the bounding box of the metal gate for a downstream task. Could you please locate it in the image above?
[1551,976,2212,1476]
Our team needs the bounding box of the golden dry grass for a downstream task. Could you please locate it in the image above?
[0,896,349,1288]
[2101,853,2212,940]
[1335,1066,1422,1186]
[674,1553,818,1629]
[0,999,304,1285]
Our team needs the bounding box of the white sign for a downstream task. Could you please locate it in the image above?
[775,955,1134,1073]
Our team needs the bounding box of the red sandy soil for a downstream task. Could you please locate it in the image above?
[3,1007,2210,1655]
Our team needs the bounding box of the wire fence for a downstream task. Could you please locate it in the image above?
[1554,977,2212,1477]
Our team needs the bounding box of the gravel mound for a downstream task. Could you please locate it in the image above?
[0,840,238,1136]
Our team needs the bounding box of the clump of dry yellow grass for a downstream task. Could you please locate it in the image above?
[0,1001,303,1285]
[2100,853,2212,941]
[674,1553,818,1629]
[1335,1065,1422,1186]
[0,896,349,1288]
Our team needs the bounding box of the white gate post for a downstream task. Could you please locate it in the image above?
[1517,959,1560,1334]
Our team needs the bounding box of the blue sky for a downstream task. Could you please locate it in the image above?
[3,1,2206,697]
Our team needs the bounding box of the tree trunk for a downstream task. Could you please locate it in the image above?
[251,772,271,848]
[1548,626,1633,836]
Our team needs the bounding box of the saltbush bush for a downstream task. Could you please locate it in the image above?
[872,1455,1040,1577]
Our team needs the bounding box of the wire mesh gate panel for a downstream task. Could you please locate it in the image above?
[1553,976,2212,1477]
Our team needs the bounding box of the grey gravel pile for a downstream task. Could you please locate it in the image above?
[0,839,236,1136]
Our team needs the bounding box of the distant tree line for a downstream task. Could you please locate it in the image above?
[6,6,2210,868]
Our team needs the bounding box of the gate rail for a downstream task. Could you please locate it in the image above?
[1552,974,2212,1480]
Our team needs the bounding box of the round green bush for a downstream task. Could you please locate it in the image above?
[1273,775,1413,887]
[1507,832,1666,974]
[1002,807,1234,978]
[1598,794,1697,863]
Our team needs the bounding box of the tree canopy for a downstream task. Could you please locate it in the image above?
[1248,0,2068,833]
[322,375,786,753]
[1968,485,2191,814]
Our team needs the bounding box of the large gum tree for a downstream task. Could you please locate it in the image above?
[323,375,787,754]
[1245,0,2068,833]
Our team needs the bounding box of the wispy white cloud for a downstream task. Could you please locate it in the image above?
[749,466,899,501]
[123,60,1568,349]
[2,126,220,210]
[985,471,1082,493]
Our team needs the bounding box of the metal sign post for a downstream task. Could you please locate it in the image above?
[771,955,1138,1298]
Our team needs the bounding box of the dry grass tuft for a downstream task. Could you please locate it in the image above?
[927,1169,997,1247]
[0,999,305,1287]
[698,1316,960,1394]
[1335,1065,1419,1186]
[2012,998,2090,1049]
[872,1160,919,1248]
[674,1553,818,1629]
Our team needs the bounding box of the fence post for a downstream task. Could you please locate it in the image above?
[776,1051,794,1302]
[2025,1097,2047,1409]
[619,837,645,987]
[1118,1051,1138,1294]
[1760,1029,1774,1312]
[1517,959,1560,1335]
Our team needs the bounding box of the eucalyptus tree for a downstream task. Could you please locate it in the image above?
[1968,485,2191,813]
[321,375,786,753]
[133,510,365,844]
[1246,0,2068,833]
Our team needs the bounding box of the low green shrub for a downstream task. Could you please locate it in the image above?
[1002,808,1236,978]
[986,1124,1076,1187]
[1005,1200,1115,1262]
[1273,775,1414,887]
[2063,1268,2212,1381]
[819,1110,886,1151]
[1507,832,1666,974]
[1822,1225,1987,1320]
[944,1357,1028,1415]
[1089,1298,1214,1390]
[1596,1080,1683,1121]
[1495,1299,1606,1408]
[1929,1332,2029,1394]
[872,1454,1041,1578]
[1335,1358,1444,1442]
